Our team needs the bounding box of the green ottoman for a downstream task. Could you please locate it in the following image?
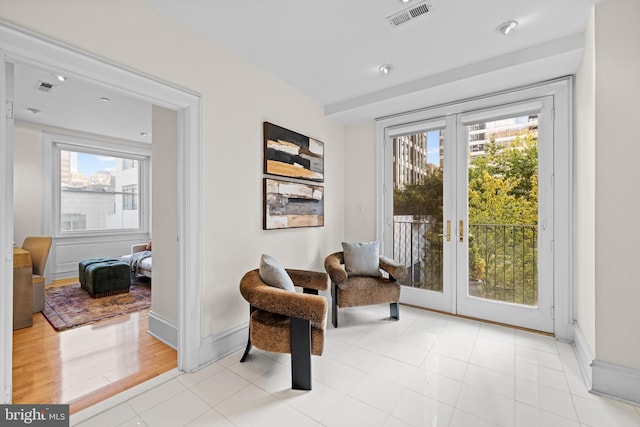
[84,260,131,298]
[79,257,119,289]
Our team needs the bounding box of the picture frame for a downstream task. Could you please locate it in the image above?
[263,178,324,230]
[264,122,324,182]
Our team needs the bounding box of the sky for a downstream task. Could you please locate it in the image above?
[75,152,116,176]
[427,130,441,165]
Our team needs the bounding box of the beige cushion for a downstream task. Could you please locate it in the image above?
[342,241,381,277]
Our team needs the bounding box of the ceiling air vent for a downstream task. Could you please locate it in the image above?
[387,1,432,28]
[35,80,57,93]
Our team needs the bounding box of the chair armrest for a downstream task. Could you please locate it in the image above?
[131,244,147,254]
[380,256,407,281]
[324,252,348,284]
[286,269,329,292]
[240,270,327,324]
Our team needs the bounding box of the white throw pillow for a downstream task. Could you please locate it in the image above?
[259,254,296,292]
[342,241,381,277]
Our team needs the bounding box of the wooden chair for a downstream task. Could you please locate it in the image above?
[239,268,328,390]
[21,236,52,313]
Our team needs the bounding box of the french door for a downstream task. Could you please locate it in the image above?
[384,97,554,332]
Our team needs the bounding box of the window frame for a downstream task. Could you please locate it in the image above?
[45,132,151,238]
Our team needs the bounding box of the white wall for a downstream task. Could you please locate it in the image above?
[0,1,345,340]
[12,122,43,246]
[151,105,178,325]
[573,8,596,357]
[344,121,377,243]
[593,0,640,370]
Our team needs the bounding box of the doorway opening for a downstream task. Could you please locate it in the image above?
[1,23,202,407]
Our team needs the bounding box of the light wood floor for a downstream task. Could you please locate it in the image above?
[12,279,177,414]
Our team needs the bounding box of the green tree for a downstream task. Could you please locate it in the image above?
[468,133,538,223]
[392,131,539,303]
[393,170,444,290]
[468,169,537,225]
[393,169,443,218]
[467,133,538,304]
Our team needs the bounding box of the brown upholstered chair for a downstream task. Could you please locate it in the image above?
[324,251,407,328]
[21,236,52,313]
[239,268,328,390]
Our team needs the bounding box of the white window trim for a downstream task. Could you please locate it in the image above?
[44,132,151,239]
[375,77,574,341]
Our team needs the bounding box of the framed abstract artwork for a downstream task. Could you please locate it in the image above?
[264,122,324,182]
[263,178,324,229]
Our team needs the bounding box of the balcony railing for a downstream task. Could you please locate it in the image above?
[393,217,538,306]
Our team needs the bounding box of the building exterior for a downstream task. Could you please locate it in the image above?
[468,114,539,157]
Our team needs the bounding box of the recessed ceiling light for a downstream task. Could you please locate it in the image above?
[26,107,41,114]
[140,132,149,137]
[399,0,411,3]
[378,64,393,75]
[497,20,518,35]
[99,97,111,103]
[54,74,67,82]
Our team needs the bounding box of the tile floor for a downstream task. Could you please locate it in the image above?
[75,305,640,427]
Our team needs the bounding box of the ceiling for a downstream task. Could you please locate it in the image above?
[12,0,600,140]
[13,62,152,144]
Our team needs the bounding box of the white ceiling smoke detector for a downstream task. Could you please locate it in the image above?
[387,0,432,28]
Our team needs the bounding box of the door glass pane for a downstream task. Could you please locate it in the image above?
[466,115,539,306]
[392,130,444,292]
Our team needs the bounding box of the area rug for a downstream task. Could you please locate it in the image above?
[42,282,151,331]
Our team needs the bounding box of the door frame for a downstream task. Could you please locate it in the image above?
[383,115,456,313]
[454,97,554,332]
[375,77,573,340]
[0,57,14,402]
[0,23,203,403]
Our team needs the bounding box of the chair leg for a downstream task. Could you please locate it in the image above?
[290,316,312,390]
[390,302,399,320]
[331,281,338,328]
[240,305,256,362]
[239,333,252,363]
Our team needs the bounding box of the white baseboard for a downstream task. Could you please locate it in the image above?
[573,322,640,405]
[573,322,594,387]
[592,360,640,405]
[197,323,248,368]
[148,311,178,350]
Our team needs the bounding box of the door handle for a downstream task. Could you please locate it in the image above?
[459,220,464,242]
[438,220,451,241]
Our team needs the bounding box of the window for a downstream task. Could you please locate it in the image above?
[122,184,138,210]
[52,137,150,235]
[60,213,86,231]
